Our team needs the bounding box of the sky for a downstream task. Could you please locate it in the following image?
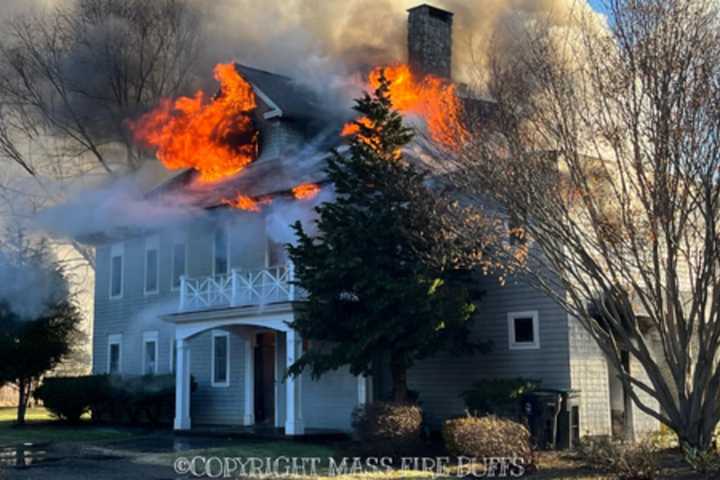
[588,0,608,13]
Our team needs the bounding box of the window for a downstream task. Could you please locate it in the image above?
[109,243,124,299]
[108,334,122,374]
[142,331,159,375]
[172,241,187,290]
[211,331,230,387]
[266,238,284,267]
[508,311,540,350]
[144,236,159,295]
[213,228,229,276]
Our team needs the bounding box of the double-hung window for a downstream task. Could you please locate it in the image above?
[143,331,159,375]
[213,228,229,276]
[108,334,122,374]
[144,236,159,295]
[211,331,230,387]
[109,243,124,299]
[172,240,187,290]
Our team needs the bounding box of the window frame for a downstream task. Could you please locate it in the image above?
[212,226,230,277]
[109,243,124,300]
[211,330,230,387]
[508,310,540,350]
[171,239,188,291]
[142,331,159,375]
[144,236,160,296]
[107,334,123,374]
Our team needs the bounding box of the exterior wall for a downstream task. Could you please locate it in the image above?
[568,315,612,437]
[408,273,572,426]
[302,366,359,431]
[188,329,248,425]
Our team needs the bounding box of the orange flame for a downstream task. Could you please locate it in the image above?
[221,194,271,212]
[292,183,320,200]
[130,63,259,183]
[344,64,468,151]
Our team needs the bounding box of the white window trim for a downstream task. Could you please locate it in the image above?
[109,243,124,300]
[171,239,188,292]
[508,310,540,350]
[142,331,159,375]
[144,236,160,296]
[211,330,230,387]
[107,334,123,374]
[212,226,231,277]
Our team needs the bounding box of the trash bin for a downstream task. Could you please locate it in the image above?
[521,390,563,449]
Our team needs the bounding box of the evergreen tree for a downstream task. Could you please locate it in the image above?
[287,73,484,402]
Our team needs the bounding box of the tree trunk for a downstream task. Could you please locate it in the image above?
[390,353,409,403]
[16,379,29,425]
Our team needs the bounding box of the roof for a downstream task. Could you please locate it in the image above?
[235,64,325,121]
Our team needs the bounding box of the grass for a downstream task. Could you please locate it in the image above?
[0,406,139,446]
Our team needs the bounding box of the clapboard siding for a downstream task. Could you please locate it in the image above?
[409,272,572,425]
[189,330,247,425]
[303,366,359,431]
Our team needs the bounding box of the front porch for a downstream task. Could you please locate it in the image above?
[163,304,370,437]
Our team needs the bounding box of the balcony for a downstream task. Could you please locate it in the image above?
[179,263,301,313]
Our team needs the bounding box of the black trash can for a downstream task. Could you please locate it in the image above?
[521,390,563,449]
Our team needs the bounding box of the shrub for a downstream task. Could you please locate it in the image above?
[34,376,92,422]
[34,374,194,426]
[461,378,541,418]
[351,402,423,455]
[443,415,533,465]
[682,444,720,474]
[576,437,662,480]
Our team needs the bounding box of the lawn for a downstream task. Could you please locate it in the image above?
[0,406,139,446]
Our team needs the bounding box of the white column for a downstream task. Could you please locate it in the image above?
[174,339,191,430]
[285,329,304,435]
[357,375,368,405]
[243,335,255,426]
[274,333,282,428]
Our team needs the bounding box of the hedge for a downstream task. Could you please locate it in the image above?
[34,374,196,426]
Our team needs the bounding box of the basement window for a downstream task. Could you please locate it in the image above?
[109,243,124,299]
[508,311,540,350]
[212,331,230,387]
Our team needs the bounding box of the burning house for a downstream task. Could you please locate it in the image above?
[84,3,659,440]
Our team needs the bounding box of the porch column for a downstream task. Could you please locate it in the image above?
[285,329,304,435]
[174,339,191,430]
[357,375,369,405]
[243,335,255,426]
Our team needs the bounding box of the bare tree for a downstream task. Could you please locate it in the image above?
[448,0,720,453]
[0,0,202,178]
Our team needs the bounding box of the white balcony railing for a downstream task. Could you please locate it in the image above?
[179,263,300,312]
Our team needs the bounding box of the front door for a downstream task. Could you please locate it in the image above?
[254,333,275,424]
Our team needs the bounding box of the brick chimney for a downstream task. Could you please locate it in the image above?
[407,4,453,80]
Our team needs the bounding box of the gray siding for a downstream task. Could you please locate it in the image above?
[408,273,572,425]
[189,330,247,425]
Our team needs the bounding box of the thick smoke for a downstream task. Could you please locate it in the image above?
[196,0,603,91]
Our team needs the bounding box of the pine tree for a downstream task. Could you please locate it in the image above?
[287,73,484,403]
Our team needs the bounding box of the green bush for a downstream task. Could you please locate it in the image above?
[34,374,194,426]
[351,402,423,455]
[576,437,662,480]
[443,415,533,465]
[461,378,540,418]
